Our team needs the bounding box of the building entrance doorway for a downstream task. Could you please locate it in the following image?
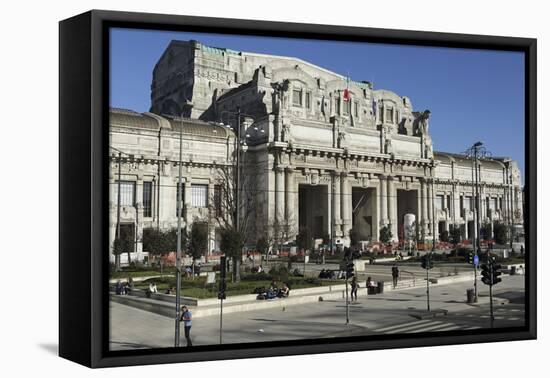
[351,187,376,242]
[397,189,419,243]
[299,184,329,239]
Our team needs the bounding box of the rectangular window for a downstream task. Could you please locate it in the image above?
[292,89,302,106]
[435,195,444,211]
[378,105,384,122]
[335,97,340,114]
[305,92,311,109]
[488,197,496,211]
[176,182,184,216]
[465,196,473,211]
[117,181,135,206]
[499,197,502,210]
[191,184,208,208]
[143,181,153,217]
[343,99,351,115]
[446,195,451,210]
[386,107,393,123]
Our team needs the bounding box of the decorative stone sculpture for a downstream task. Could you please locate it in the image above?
[413,109,431,136]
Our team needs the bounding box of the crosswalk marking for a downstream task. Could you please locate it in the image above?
[375,320,486,334]
[410,324,461,333]
[375,319,433,333]
[386,321,444,333]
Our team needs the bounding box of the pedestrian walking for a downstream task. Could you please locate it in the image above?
[350,276,359,302]
[180,305,193,347]
[391,265,399,288]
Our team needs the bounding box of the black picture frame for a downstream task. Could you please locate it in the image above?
[59,9,537,368]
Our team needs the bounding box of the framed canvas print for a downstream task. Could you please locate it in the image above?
[59,10,536,368]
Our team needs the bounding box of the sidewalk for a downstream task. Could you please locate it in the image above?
[109,275,525,350]
[110,270,483,319]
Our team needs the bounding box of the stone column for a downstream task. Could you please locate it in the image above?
[332,172,341,237]
[184,180,192,227]
[379,175,388,226]
[340,172,352,241]
[421,178,428,236]
[285,167,296,236]
[387,176,398,240]
[135,178,144,255]
[275,166,286,224]
[208,182,216,255]
[427,179,433,237]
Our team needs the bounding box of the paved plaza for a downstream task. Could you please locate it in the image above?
[110,275,525,350]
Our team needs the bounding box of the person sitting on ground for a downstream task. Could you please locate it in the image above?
[366,276,375,288]
[165,286,175,295]
[146,282,158,298]
[278,283,290,298]
[319,269,326,278]
[266,287,276,300]
[115,280,123,295]
[269,280,278,292]
[123,281,131,295]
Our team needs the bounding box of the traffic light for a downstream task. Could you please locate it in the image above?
[346,262,355,279]
[218,281,226,300]
[467,252,474,264]
[421,254,434,270]
[492,264,502,285]
[218,256,227,300]
[220,256,227,281]
[481,263,492,285]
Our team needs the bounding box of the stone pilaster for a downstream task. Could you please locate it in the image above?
[387,176,398,240]
[427,179,433,237]
[379,175,388,226]
[340,172,352,240]
[332,172,342,237]
[285,167,296,235]
[421,178,428,236]
[275,166,285,223]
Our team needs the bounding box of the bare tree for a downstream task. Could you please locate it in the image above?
[209,162,256,282]
[255,212,297,265]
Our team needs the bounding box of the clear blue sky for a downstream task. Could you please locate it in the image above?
[110,28,525,176]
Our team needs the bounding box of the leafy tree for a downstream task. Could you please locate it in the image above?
[379,225,393,244]
[493,222,509,245]
[449,224,462,246]
[220,227,247,282]
[142,228,181,256]
[112,237,129,272]
[480,222,492,241]
[188,221,208,278]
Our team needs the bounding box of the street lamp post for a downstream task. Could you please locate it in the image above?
[218,108,259,344]
[110,146,132,271]
[174,114,184,347]
[464,141,491,301]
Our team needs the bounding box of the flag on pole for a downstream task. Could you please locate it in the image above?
[343,75,351,102]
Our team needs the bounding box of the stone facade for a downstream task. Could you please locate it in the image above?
[110,40,523,257]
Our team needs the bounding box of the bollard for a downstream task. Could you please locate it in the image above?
[466,288,475,303]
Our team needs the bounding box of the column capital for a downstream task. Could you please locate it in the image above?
[274,165,285,173]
